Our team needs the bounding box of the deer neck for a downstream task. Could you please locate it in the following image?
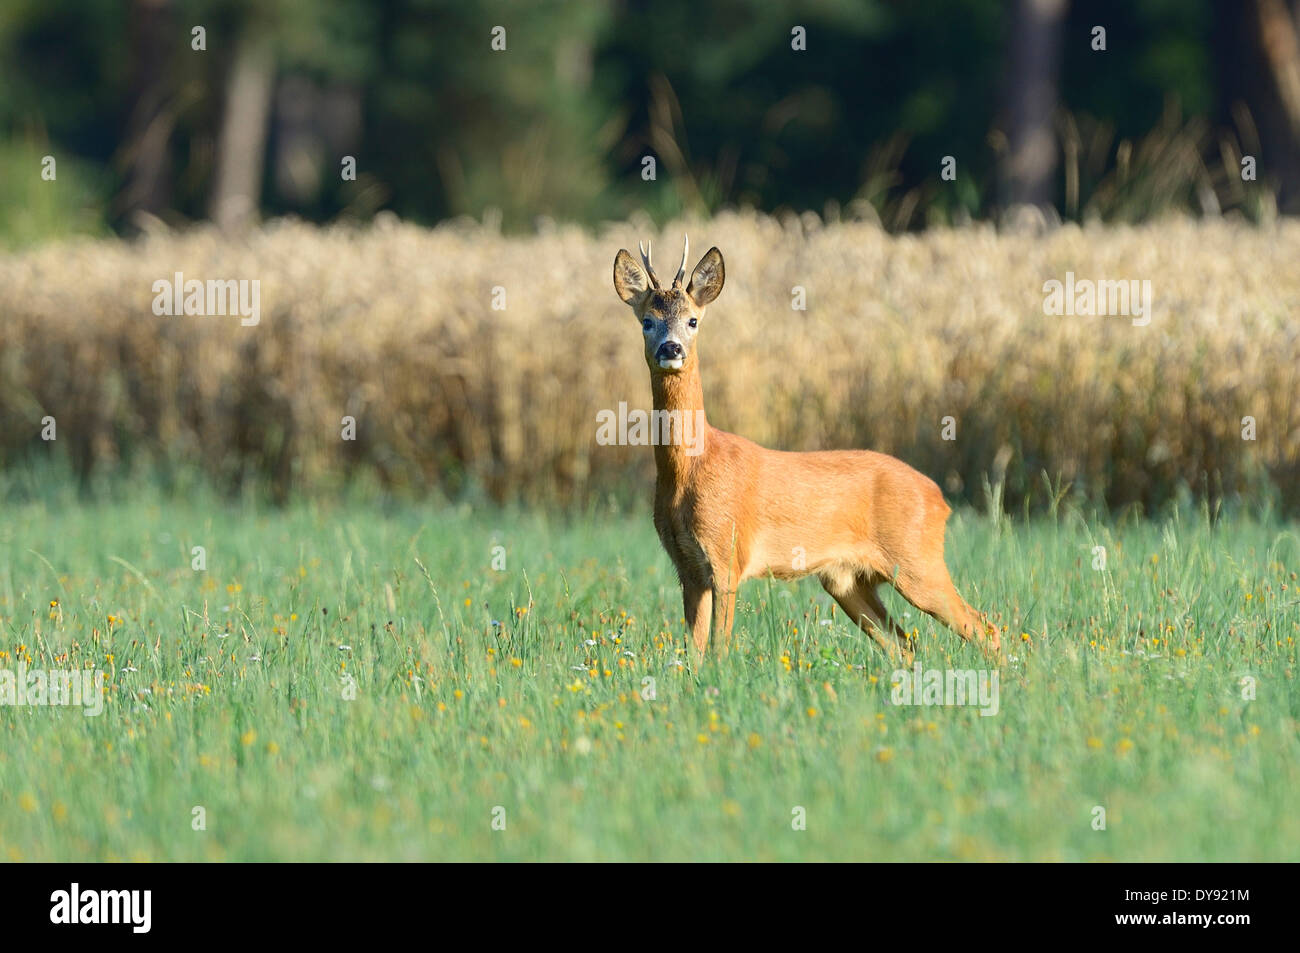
[650,354,710,484]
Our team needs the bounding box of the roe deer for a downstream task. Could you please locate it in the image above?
[611,236,999,664]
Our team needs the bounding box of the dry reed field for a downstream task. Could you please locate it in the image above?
[1,212,1297,508]
[4,218,1300,866]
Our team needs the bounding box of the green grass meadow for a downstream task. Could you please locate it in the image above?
[1,482,1298,861]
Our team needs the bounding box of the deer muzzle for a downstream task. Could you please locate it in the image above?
[655,340,684,370]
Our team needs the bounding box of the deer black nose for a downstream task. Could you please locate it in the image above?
[656,341,683,360]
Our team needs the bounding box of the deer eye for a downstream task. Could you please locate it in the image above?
[641,318,653,330]
[688,318,698,329]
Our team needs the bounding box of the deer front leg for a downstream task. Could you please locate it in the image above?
[711,547,743,656]
[683,582,712,661]
[712,585,737,656]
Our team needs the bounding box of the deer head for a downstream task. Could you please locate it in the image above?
[613,236,725,373]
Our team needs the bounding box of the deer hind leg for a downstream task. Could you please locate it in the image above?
[891,560,998,655]
[821,570,914,664]
[857,575,917,658]
[881,500,1000,656]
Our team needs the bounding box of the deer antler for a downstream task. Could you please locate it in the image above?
[638,241,663,290]
[673,234,689,287]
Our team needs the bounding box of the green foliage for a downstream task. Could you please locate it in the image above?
[0,139,106,248]
[0,0,1259,241]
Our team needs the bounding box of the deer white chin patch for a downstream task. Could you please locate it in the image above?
[657,358,684,370]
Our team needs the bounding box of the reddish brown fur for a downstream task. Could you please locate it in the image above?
[614,241,998,663]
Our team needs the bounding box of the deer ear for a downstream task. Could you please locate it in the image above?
[686,247,724,307]
[613,250,651,306]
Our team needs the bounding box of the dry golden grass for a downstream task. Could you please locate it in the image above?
[1,211,1297,509]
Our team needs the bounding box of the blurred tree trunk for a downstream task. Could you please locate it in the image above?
[998,0,1068,211]
[117,0,176,229]
[1218,0,1300,212]
[210,34,275,231]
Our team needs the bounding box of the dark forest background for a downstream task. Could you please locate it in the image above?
[3,0,1300,246]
